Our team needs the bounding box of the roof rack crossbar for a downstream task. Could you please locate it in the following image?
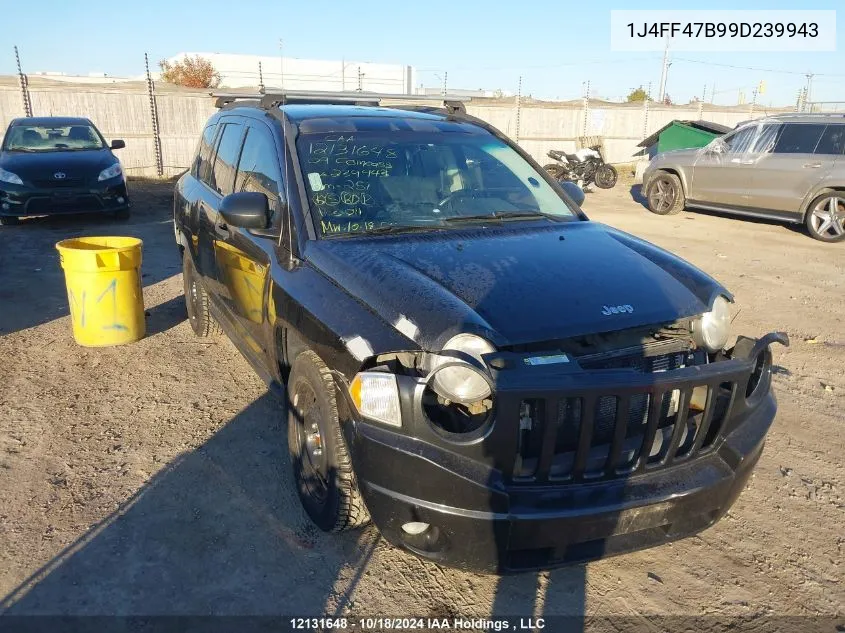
[210,90,470,113]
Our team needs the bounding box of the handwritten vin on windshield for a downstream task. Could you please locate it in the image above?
[305,135,398,234]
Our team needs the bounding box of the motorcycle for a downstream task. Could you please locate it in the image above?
[543,145,618,189]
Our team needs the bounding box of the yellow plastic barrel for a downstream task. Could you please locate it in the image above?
[55,236,145,347]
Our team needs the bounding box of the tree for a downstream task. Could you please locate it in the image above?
[626,87,648,102]
[159,55,221,88]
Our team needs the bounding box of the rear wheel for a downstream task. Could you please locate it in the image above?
[0,216,20,226]
[543,164,566,180]
[594,164,618,189]
[288,350,369,532]
[182,252,222,337]
[805,192,845,242]
[646,171,685,215]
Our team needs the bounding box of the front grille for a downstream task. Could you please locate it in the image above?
[33,178,86,188]
[512,354,736,483]
[25,195,103,214]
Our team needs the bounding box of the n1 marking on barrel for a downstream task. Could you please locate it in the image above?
[69,289,86,328]
[96,278,128,331]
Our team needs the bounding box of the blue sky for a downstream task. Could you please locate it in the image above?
[3,0,843,106]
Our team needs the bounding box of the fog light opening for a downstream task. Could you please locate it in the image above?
[745,348,772,401]
[399,522,446,557]
[401,522,430,536]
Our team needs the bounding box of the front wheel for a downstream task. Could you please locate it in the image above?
[805,192,845,242]
[646,171,685,215]
[594,164,618,189]
[288,350,370,532]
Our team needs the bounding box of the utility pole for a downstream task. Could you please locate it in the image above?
[341,58,345,91]
[804,72,814,110]
[710,82,716,104]
[515,75,522,144]
[279,38,284,89]
[258,61,265,93]
[658,37,670,102]
[441,71,447,96]
[357,66,363,92]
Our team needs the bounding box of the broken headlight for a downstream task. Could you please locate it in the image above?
[430,334,495,404]
[693,296,731,352]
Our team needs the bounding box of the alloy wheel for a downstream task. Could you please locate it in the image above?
[649,177,676,213]
[810,195,845,238]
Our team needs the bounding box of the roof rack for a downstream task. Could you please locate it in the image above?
[211,90,469,114]
[764,112,845,119]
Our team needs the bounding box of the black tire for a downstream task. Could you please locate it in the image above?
[645,171,685,215]
[594,164,618,189]
[182,252,222,337]
[288,350,370,532]
[113,208,130,221]
[0,216,20,226]
[543,164,566,180]
[804,191,845,243]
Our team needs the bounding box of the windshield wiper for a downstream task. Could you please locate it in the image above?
[443,211,560,224]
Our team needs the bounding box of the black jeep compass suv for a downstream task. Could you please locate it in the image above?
[173,90,787,573]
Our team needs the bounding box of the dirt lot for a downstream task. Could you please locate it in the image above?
[0,179,842,625]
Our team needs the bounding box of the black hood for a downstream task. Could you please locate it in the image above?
[0,148,116,182]
[305,222,730,351]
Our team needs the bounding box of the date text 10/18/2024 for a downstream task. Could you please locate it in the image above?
[289,617,546,631]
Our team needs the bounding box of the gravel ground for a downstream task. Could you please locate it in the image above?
[0,179,842,626]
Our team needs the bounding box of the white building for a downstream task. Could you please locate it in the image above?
[167,52,416,94]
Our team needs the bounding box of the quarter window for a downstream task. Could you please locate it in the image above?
[814,125,845,155]
[772,124,826,154]
[209,122,245,196]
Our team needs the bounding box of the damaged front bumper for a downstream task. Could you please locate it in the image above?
[341,332,788,573]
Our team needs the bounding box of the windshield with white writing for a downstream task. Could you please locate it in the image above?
[296,130,577,236]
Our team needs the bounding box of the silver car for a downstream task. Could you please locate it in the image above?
[643,113,845,242]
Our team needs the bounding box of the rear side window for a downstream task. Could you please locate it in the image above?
[724,126,757,153]
[814,125,845,155]
[773,124,826,154]
[209,122,245,195]
[193,122,218,182]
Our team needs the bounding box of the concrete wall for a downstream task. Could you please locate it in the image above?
[167,53,413,94]
[0,78,793,177]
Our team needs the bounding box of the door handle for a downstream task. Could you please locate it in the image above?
[803,162,823,169]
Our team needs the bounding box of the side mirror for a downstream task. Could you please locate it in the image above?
[219,191,270,229]
[560,181,586,206]
[707,138,726,154]
[110,139,125,150]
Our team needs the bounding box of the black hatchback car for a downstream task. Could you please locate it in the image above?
[0,116,129,225]
[173,91,787,573]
